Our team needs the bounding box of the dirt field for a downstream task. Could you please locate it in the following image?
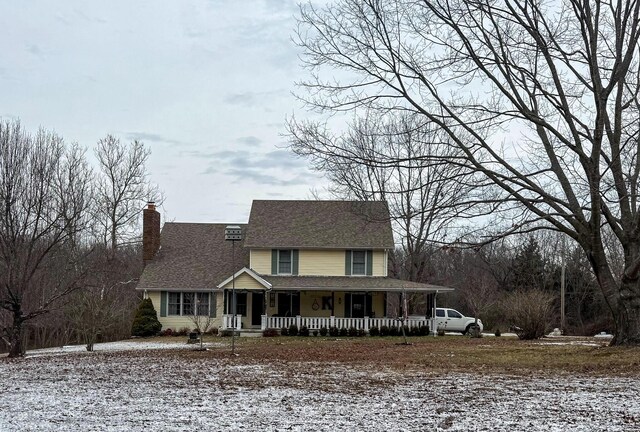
[1,336,639,431]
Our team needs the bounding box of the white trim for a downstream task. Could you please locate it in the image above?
[217,267,273,289]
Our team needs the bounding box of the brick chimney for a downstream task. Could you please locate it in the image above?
[143,202,161,265]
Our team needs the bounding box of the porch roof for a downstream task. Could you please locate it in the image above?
[260,276,454,293]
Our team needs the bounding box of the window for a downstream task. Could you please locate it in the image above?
[351,250,366,275]
[167,292,210,316]
[436,309,445,318]
[196,292,209,315]
[183,293,195,315]
[168,292,181,316]
[448,310,462,319]
[346,250,371,276]
[278,250,292,274]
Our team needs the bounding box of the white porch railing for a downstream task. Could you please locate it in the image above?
[261,315,430,332]
[221,314,241,330]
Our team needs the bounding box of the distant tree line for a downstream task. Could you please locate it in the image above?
[0,119,159,357]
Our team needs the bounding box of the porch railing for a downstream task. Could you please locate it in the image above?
[261,315,430,332]
[221,314,241,330]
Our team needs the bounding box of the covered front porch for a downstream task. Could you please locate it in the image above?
[217,269,452,333]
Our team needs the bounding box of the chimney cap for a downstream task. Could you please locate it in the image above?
[146,201,156,211]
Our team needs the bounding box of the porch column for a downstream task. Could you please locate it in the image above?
[330,316,335,327]
[296,315,301,329]
[364,316,369,332]
[261,315,267,331]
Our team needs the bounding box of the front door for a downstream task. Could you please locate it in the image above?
[251,292,264,326]
[351,294,365,318]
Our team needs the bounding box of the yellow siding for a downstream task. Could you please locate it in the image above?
[299,291,333,317]
[250,249,271,274]
[251,248,388,277]
[219,273,266,290]
[372,250,387,276]
[147,291,223,331]
[298,250,345,276]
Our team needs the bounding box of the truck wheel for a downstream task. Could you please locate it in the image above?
[464,324,479,335]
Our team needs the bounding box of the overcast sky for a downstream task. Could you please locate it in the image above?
[1,1,328,223]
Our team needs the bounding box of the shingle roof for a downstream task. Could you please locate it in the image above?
[136,223,249,291]
[244,200,394,249]
[262,276,453,292]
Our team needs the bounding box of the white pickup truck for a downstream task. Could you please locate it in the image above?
[428,308,483,334]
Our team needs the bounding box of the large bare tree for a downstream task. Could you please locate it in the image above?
[94,135,160,251]
[293,0,640,345]
[0,121,92,357]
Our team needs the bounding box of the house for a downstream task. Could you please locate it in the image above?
[136,200,452,333]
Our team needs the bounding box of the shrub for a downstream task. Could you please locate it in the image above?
[502,289,555,340]
[357,329,366,337]
[329,326,339,337]
[495,328,501,337]
[208,327,219,336]
[162,328,174,337]
[339,327,348,337]
[280,326,289,336]
[389,326,398,336]
[288,324,299,336]
[348,327,358,337]
[419,325,430,336]
[379,325,389,336]
[320,326,328,336]
[131,298,162,337]
[401,325,410,336]
[299,326,310,337]
[410,326,420,337]
[313,329,319,337]
[263,328,279,337]
[369,326,380,337]
[177,327,190,337]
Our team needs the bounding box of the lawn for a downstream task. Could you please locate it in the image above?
[1,335,639,431]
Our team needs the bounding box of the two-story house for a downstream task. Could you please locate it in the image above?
[137,200,451,333]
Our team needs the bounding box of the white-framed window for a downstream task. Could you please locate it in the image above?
[167,292,210,316]
[278,249,292,274]
[351,250,367,275]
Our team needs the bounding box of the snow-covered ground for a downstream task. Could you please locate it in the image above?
[1,340,639,431]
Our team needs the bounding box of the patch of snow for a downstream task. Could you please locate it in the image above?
[594,332,614,339]
[0,341,637,431]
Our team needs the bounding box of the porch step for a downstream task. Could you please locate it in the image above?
[239,331,263,337]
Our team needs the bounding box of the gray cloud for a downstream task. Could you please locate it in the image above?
[26,44,43,57]
[125,132,185,146]
[236,136,262,147]
[223,89,287,107]
[225,169,308,186]
[200,147,313,188]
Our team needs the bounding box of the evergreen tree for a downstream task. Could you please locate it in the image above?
[131,298,162,337]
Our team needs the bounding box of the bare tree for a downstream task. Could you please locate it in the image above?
[94,136,160,251]
[69,137,159,351]
[187,292,214,351]
[293,0,640,345]
[0,120,92,357]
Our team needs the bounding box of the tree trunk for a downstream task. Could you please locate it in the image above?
[611,278,640,345]
[8,311,25,358]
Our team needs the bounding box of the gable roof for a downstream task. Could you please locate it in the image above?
[136,222,249,291]
[244,200,394,249]
[217,267,272,289]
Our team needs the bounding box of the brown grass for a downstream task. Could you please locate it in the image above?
[155,334,640,377]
